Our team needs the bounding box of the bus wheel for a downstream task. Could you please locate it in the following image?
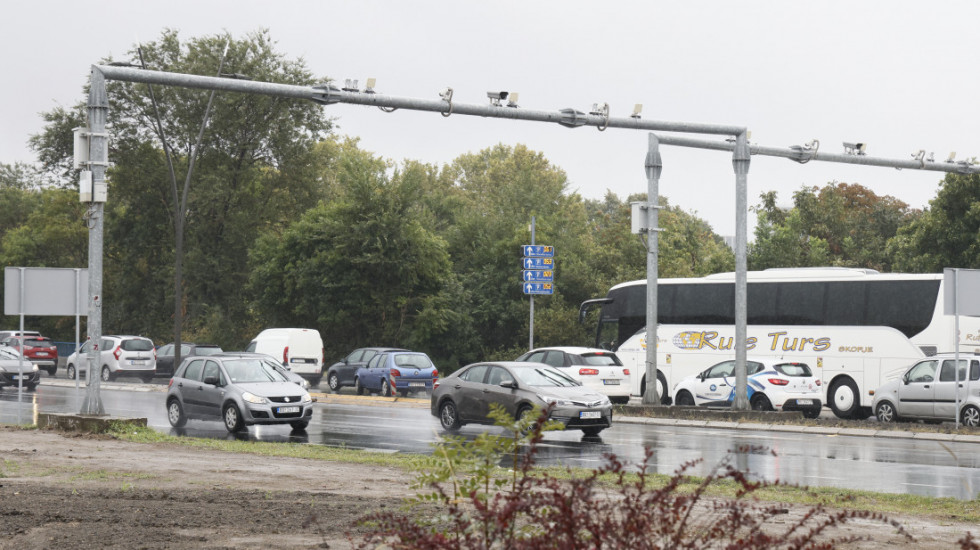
[657,373,670,405]
[829,378,860,419]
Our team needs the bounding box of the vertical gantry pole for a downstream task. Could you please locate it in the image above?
[81,66,106,416]
[732,132,751,410]
[643,134,663,405]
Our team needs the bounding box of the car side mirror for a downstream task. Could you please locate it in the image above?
[500,380,516,389]
[902,374,909,385]
[204,375,220,386]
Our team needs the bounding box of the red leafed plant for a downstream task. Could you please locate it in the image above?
[353,404,963,549]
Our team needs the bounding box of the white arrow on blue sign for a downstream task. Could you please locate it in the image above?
[522,257,554,269]
[522,245,554,257]
[523,282,554,295]
[523,270,554,282]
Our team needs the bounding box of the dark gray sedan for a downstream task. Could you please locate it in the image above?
[166,353,313,433]
[431,361,613,437]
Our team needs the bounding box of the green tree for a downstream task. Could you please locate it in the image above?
[888,173,980,272]
[248,143,458,361]
[29,29,331,347]
[750,183,914,271]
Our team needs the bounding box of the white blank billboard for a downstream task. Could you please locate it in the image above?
[4,267,88,316]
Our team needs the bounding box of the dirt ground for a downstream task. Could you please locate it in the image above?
[0,426,974,549]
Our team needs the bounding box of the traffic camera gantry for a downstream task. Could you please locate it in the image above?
[80,64,980,412]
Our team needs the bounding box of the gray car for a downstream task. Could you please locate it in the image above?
[872,354,980,426]
[166,353,313,433]
[431,361,613,437]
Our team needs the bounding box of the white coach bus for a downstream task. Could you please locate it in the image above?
[578,268,980,419]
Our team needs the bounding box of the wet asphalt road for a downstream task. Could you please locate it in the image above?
[2,378,979,500]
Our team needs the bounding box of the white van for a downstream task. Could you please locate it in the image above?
[245,328,324,386]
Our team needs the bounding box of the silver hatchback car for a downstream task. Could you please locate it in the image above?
[166,353,314,433]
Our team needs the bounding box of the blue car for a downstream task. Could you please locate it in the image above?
[354,351,438,397]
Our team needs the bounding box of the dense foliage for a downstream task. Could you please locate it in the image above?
[4,29,973,372]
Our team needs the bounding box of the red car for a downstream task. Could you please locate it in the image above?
[1,335,58,375]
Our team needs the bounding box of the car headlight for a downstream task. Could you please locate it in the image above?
[300,379,311,389]
[32,364,39,372]
[537,393,573,406]
[300,393,312,404]
[242,392,267,405]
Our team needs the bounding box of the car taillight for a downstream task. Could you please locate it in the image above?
[283,346,289,365]
[768,378,789,386]
[113,346,122,360]
[168,379,174,389]
[321,348,325,366]
[623,368,630,376]
[815,379,821,386]
[390,368,402,377]
[579,368,599,376]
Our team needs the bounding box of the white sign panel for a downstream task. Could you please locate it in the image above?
[4,267,88,316]
[944,268,980,317]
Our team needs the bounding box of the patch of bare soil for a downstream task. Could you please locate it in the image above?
[0,426,972,549]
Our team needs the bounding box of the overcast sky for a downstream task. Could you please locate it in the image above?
[3,1,978,238]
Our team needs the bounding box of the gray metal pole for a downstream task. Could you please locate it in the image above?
[74,268,81,390]
[732,132,751,410]
[81,66,106,416]
[529,216,535,351]
[642,134,662,405]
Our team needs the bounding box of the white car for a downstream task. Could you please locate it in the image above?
[66,335,157,383]
[515,346,632,404]
[672,358,822,418]
[872,354,980,426]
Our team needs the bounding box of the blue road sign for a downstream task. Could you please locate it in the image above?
[522,245,554,257]
[523,282,554,295]
[522,270,554,282]
[522,257,554,269]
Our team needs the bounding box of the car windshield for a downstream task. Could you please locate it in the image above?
[513,366,580,387]
[223,359,288,383]
[775,363,812,377]
[196,346,223,356]
[24,338,52,347]
[0,347,22,360]
[393,354,432,368]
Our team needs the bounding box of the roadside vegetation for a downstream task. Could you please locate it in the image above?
[86,420,977,526]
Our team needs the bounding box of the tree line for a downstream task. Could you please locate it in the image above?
[1,30,974,371]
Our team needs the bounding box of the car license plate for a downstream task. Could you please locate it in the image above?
[12,375,22,380]
[797,399,813,405]
[36,352,48,357]
[409,382,425,387]
[579,411,601,419]
[277,406,300,414]
[129,360,146,366]
[602,379,620,385]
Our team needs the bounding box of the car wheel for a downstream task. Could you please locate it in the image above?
[750,393,773,411]
[829,378,860,419]
[101,365,113,383]
[354,378,364,396]
[962,405,980,427]
[141,375,153,384]
[582,426,604,437]
[675,390,695,407]
[381,379,391,397]
[223,403,246,433]
[875,401,898,423]
[327,373,340,393]
[67,364,76,380]
[610,396,630,405]
[47,366,57,376]
[167,398,187,428]
[439,400,461,431]
[290,420,309,431]
[25,384,37,392]
[311,377,321,388]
